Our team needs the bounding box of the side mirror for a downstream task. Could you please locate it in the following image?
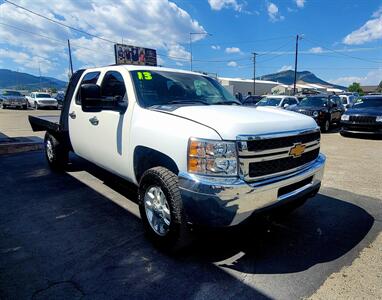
[81,84,103,112]
[345,104,351,109]
[283,103,289,108]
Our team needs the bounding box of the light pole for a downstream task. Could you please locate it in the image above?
[189,32,211,71]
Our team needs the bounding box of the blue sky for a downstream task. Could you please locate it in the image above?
[0,0,381,86]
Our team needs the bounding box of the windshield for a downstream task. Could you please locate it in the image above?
[36,93,51,98]
[131,70,238,107]
[353,97,382,108]
[3,91,22,96]
[299,97,328,107]
[256,97,282,106]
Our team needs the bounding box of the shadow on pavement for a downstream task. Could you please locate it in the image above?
[0,151,379,299]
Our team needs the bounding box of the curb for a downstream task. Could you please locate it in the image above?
[0,141,43,155]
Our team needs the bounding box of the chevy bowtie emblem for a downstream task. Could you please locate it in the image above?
[289,143,306,158]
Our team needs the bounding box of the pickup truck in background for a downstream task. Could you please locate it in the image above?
[29,65,326,250]
[0,90,28,109]
[26,92,59,109]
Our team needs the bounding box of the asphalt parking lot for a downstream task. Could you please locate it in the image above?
[0,108,381,299]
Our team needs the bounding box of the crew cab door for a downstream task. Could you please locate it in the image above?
[68,70,130,175]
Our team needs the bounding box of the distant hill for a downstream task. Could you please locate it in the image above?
[0,69,67,90]
[259,70,346,90]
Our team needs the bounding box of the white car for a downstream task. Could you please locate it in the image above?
[29,65,325,250]
[26,92,58,109]
[339,94,357,110]
[256,95,299,109]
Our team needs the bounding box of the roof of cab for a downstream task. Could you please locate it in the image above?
[83,64,204,76]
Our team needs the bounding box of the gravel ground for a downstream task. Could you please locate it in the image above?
[309,132,382,299]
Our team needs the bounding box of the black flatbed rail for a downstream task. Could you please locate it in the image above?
[29,115,61,133]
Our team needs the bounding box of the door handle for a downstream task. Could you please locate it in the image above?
[69,111,76,119]
[89,116,99,126]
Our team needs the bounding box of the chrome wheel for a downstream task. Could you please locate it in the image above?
[46,139,54,162]
[144,186,171,236]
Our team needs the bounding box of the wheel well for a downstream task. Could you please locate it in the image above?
[133,146,179,182]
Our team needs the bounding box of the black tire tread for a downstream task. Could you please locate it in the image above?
[44,132,69,171]
[138,167,190,252]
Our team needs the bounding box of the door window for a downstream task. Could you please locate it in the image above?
[100,71,127,102]
[76,71,101,104]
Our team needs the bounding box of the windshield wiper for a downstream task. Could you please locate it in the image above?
[214,101,242,105]
[166,100,210,105]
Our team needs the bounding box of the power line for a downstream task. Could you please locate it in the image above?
[303,37,382,64]
[3,0,118,44]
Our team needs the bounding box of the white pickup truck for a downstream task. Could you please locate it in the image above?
[29,65,325,249]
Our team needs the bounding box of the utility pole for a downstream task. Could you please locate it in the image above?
[67,39,74,78]
[293,34,300,95]
[252,52,257,95]
[189,32,212,71]
[38,62,42,91]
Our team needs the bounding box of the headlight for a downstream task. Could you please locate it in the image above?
[341,115,350,121]
[188,138,238,176]
[313,111,318,117]
[376,116,382,122]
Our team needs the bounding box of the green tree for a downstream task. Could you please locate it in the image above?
[50,87,57,94]
[348,82,364,95]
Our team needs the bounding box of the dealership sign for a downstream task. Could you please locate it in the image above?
[114,44,157,66]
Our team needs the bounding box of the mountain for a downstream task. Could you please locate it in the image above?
[0,69,67,90]
[258,70,346,90]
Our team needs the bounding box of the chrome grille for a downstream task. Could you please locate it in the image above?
[237,129,321,181]
[298,110,314,116]
[349,115,376,124]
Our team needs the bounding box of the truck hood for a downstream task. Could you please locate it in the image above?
[345,107,382,116]
[161,105,318,140]
[36,97,56,101]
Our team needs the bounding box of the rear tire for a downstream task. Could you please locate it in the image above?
[138,167,191,252]
[44,132,69,171]
[2,103,7,109]
[22,105,27,110]
[321,120,330,132]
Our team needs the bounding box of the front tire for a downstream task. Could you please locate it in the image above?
[2,103,7,109]
[44,132,69,171]
[138,167,190,251]
[35,102,39,110]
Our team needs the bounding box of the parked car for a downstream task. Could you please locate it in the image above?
[255,95,299,109]
[0,90,27,109]
[55,91,65,108]
[241,95,262,106]
[29,65,325,250]
[26,92,59,109]
[286,94,345,132]
[339,94,357,110]
[340,95,382,136]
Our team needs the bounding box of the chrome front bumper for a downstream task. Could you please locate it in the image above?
[179,153,326,227]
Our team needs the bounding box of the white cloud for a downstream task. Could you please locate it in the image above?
[309,47,324,53]
[295,0,305,8]
[225,47,241,53]
[167,44,191,61]
[227,61,238,67]
[211,45,221,50]
[278,65,293,72]
[0,0,205,72]
[267,3,284,22]
[343,7,382,45]
[0,49,54,73]
[330,69,382,86]
[208,0,243,12]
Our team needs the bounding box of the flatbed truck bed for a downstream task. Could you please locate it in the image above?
[29,115,61,133]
